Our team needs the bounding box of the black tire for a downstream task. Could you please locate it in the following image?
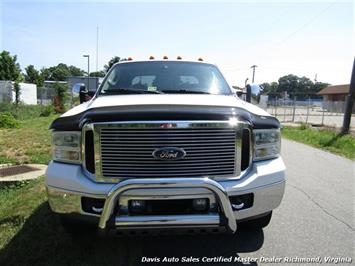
[239,212,272,229]
[60,216,97,236]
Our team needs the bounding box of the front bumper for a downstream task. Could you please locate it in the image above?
[46,157,286,232]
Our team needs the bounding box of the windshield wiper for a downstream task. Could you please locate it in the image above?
[161,89,211,94]
[102,88,164,95]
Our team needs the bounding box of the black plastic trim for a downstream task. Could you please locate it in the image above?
[50,105,280,131]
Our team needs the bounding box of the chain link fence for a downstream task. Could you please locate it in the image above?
[266,98,355,129]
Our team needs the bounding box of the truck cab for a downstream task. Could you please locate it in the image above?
[46,59,285,235]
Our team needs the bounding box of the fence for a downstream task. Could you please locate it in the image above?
[266,98,355,129]
[0,81,13,103]
[0,81,74,106]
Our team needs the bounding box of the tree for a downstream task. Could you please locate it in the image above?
[278,74,315,98]
[24,65,44,86]
[13,82,21,106]
[311,82,329,94]
[0,50,22,81]
[90,71,106,77]
[41,64,85,81]
[53,82,68,113]
[261,82,279,96]
[104,56,122,72]
[68,65,86,77]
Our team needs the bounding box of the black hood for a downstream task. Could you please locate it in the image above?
[50,105,280,131]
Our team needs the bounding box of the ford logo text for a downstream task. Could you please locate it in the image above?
[152,147,186,161]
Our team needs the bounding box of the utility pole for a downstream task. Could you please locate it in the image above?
[341,58,355,135]
[96,26,99,72]
[251,65,257,83]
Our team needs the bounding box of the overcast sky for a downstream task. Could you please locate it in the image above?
[1,0,353,87]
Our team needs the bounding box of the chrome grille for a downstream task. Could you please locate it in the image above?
[99,127,237,179]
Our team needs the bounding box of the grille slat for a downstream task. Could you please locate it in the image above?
[103,156,234,161]
[100,127,236,179]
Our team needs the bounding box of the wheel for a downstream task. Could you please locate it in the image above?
[59,216,97,236]
[238,212,272,229]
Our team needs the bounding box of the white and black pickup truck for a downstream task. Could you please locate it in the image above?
[45,59,286,235]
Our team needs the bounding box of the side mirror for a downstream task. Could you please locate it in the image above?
[72,83,93,103]
[246,84,263,105]
[72,83,86,95]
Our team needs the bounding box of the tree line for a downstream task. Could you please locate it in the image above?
[261,75,329,99]
[0,50,329,99]
[0,50,125,86]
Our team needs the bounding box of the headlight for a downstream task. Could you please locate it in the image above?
[52,131,81,164]
[253,129,280,161]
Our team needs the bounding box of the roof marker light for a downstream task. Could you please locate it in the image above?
[177,56,182,60]
[163,55,168,59]
[127,57,133,61]
[198,57,203,61]
[149,55,155,60]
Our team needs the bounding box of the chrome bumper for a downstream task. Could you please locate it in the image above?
[46,157,286,232]
[98,178,236,233]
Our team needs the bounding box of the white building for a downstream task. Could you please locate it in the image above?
[0,81,37,105]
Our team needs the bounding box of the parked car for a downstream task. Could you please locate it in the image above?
[46,58,286,235]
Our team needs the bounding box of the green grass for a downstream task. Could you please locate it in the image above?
[0,114,58,164]
[282,125,355,160]
[0,103,55,121]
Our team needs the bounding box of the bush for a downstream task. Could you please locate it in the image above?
[39,105,54,117]
[0,103,54,120]
[299,123,309,130]
[0,112,20,128]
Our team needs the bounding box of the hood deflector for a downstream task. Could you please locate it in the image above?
[50,105,280,131]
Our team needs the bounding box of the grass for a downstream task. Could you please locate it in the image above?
[282,125,355,160]
[0,114,58,165]
[0,103,54,121]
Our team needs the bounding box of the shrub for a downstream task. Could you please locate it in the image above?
[39,104,54,117]
[0,112,20,128]
[0,103,54,120]
[299,123,309,130]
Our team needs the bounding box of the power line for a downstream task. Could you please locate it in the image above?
[261,1,338,58]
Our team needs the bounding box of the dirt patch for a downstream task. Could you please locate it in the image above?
[0,165,41,177]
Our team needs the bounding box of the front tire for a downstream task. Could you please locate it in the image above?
[239,212,272,229]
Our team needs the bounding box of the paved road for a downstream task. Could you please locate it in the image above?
[240,139,354,265]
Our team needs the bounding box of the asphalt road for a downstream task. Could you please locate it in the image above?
[117,139,354,266]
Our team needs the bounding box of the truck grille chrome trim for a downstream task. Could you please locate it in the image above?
[98,177,237,233]
[81,121,252,183]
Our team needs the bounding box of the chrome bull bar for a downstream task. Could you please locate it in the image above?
[98,178,237,233]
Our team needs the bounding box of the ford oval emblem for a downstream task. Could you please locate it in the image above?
[152,147,186,161]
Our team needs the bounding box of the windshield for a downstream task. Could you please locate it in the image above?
[99,61,232,95]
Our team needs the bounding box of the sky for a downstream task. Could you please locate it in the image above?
[0,0,354,87]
